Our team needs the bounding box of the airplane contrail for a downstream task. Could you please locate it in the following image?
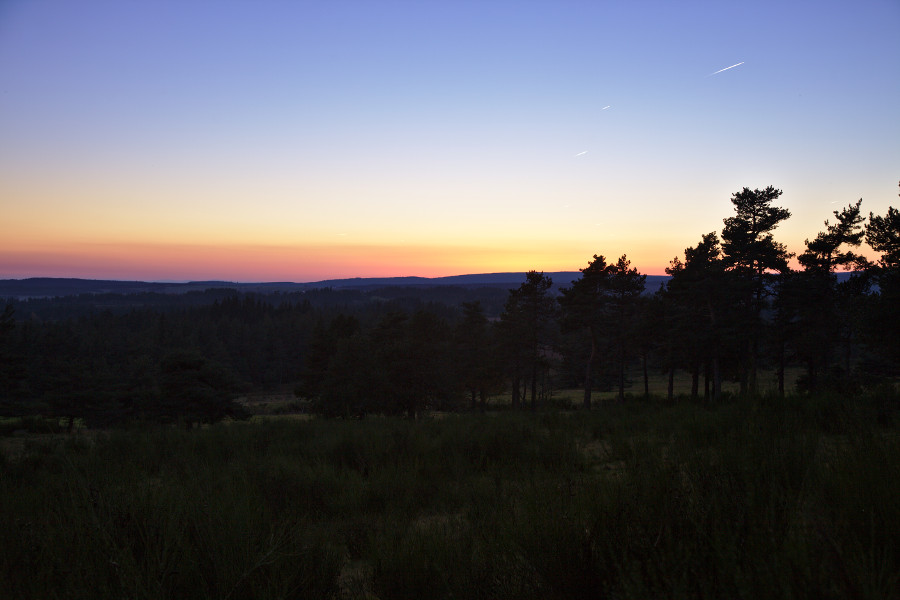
[601,105,610,110]
[575,150,588,157]
[709,61,744,76]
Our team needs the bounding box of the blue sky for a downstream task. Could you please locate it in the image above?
[1,0,898,280]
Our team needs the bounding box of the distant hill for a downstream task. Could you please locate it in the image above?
[0,273,673,300]
[0,278,241,299]
[308,272,586,291]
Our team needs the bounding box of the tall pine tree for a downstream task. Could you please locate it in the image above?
[720,186,793,395]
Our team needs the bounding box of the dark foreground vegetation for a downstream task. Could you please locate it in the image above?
[2,395,898,599]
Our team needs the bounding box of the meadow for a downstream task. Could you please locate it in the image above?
[2,388,898,600]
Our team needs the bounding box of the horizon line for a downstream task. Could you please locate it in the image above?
[1,270,676,285]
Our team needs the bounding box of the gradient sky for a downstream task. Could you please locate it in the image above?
[1,0,898,282]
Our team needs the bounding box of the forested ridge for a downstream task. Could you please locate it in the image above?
[1,186,898,428]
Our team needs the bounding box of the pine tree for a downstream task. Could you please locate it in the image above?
[863,186,900,371]
[663,233,730,402]
[559,255,645,405]
[499,271,556,410]
[454,301,498,410]
[607,256,646,401]
[720,186,793,395]
[559,255,613,409]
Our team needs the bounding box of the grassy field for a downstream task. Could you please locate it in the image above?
[501,366,807,408]
[2,390,898,599]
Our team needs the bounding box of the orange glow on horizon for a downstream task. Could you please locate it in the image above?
[0,239,673,282]
[0,240,669,282]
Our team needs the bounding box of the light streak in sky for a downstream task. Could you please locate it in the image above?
[575,150,588,157]
[708,61,744,76]
[601,105,610,110]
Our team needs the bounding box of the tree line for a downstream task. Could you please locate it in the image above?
[1,185,898,426]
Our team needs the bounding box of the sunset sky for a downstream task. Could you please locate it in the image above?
[1,0,898,282]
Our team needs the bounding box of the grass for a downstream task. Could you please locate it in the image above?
[494,367,809,410]
[1,391,898,599]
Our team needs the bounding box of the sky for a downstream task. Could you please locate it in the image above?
[1,0,898,282]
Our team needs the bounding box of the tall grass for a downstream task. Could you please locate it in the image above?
[1,393,897,599]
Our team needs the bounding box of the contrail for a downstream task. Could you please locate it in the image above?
[575,150,588,157]
[709,61,744,76]
[601,105,610,110]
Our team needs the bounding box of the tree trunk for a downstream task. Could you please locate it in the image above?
[704,362,711,401]
[777,338,785,398]
[511,374,521,410]
[749,276,762,397]
[749,336,758,396]
[843,327,853,389]
[667,367,674,403]
[642,352,649,399]
[706,299,721,402]
[712,356,721,402]
[807,361,818,393]
[691,363,699,399]
[583,330,597,410]
[740,355,749,397]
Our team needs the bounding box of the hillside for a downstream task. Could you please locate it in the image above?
[0,273,673,299]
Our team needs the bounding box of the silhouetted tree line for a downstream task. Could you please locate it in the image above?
[1,185,898,426]
[7,284,511,322]
[0,289,498,426]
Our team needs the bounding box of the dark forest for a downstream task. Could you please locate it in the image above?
[1,187,898,427]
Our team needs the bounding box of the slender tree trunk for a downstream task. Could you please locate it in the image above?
[740,357,749,397]
[777,338,785,398]
[583,329,597,410]
[843,327,853,388]
[706,299,721,402]
[807,361,817,393]
[749,337,758,396]
[667,367,674,403]
[704,362,711,400]
[712,356,721,402]
[531,363,538,411]
[642,352,649,399]
[691,363,699,399]
[618,361,625,402]
[749,275,763,397]
[511,373,521,409]
[540,369,549,405]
